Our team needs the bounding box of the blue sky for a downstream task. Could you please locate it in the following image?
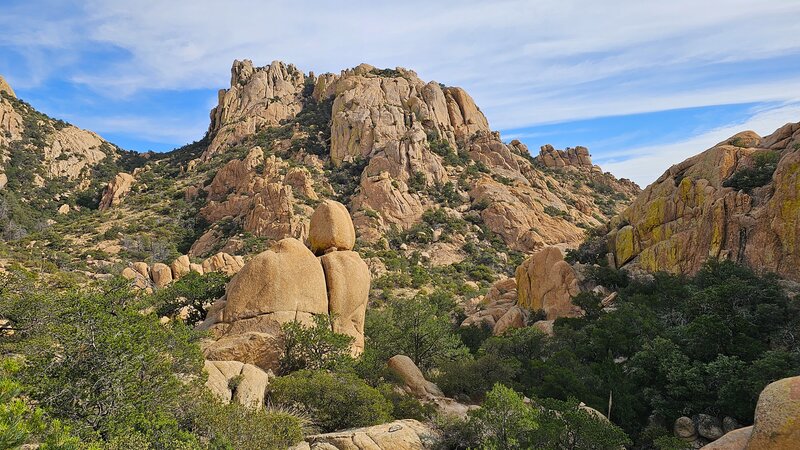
[1,0,800,186]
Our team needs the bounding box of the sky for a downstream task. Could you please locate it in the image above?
[1,0,799,187]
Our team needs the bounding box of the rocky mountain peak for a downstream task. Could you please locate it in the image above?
[0,75,15,98]
[206,59,306,157]
[187,59,640,261]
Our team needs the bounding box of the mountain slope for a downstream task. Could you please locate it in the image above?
[0,63,638,297]
[607,123,800,281]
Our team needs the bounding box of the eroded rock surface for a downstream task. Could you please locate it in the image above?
[608,125,800,281]
[515,246,582,320]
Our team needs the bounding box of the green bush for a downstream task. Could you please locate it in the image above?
[151,271,229,325]
[280,315,355,374]
[268,370,392,432]
[722,150,780,191]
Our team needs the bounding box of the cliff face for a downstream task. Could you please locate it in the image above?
[192,60,638,258]
[608,123,800,281]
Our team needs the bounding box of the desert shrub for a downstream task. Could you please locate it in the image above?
[268,370,392,432]
[279,315,355,374]
[722,150,780,191]
[151,271,229,325]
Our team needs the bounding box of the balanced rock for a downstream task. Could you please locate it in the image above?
[309,200,355,255]
[516,246,582,319]
[746,375,800,449]
[320,250,370,354]
[388,355,444,399]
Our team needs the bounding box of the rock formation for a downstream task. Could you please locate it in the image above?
[292,419,438,450]
[460,277,529,335]
[205,60,305,157]
[608,124,800,281]
[121,252,238,291]
[193,59,638,257]
[99,172,135,210]
[388,355,445,399]
[515,246,583,320]
[199,200,370,371]
[0,75,16,97]
[203,360,271,409]
[537,144,600,171]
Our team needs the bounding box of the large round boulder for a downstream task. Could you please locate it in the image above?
[746,375,800,449]
[309,200,355,255]
[320,250,370,354]
[223,238,328,322]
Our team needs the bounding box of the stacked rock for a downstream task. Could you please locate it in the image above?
[200,200,371,372]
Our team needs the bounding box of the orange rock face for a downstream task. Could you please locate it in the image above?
[609,125,800,281]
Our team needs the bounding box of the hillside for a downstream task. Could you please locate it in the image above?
[2,62,799,450]
[0,62,638,294]
[606,123,800,281]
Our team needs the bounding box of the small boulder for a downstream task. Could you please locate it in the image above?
[674,416,697,442]
[170,255,191,280]
[696,414,724,440]
[57,204,70,215]
[388,354,444,399]
[309,200,355,255]
[151,262,173,288]
[132,261,150,278]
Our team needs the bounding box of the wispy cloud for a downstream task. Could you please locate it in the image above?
[599,102,800,186]
[0,0,799,165]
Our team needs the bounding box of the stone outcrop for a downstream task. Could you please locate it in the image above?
[205,60,305,157]
[188,60,638,255]
[99,172,135,210]
[746,375,800,449]
[203,360,271,409]
[388,355,444,399]
[321,250,370,354]
[515,246,583,320]
[193,148,312,253]
[223,238,328,323]
[537,144,600,171]
[608,124,800,281]
[0,75,15,97]
[460,277,529,335]
[293,419,439,450]
[121,253,235,291]
[199,201,371,371]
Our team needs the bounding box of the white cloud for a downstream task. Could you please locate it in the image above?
[598,102,800,187]
[2,0,800,158]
